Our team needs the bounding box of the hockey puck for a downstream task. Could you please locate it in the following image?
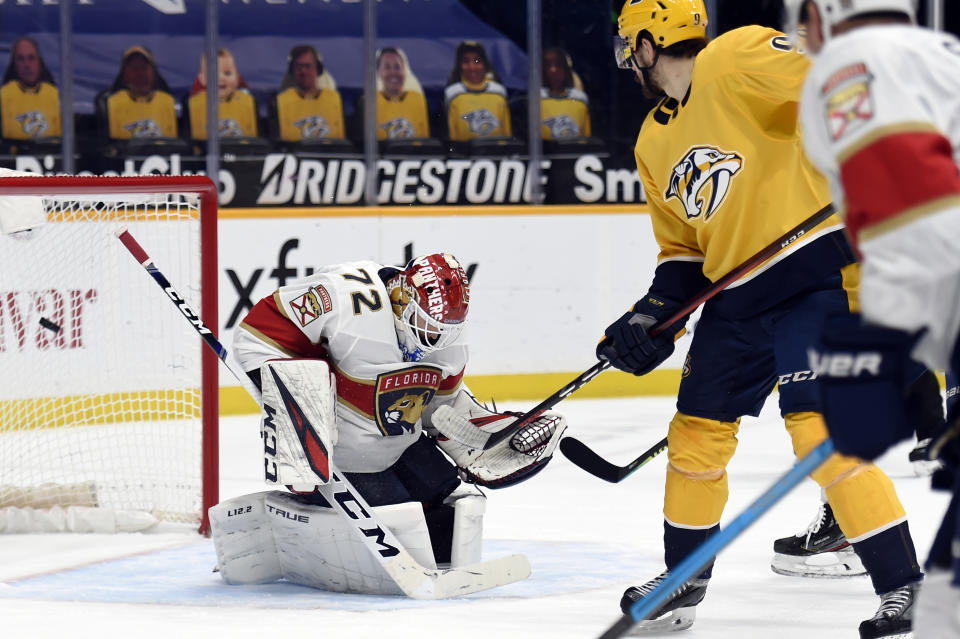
[39,317,62,333]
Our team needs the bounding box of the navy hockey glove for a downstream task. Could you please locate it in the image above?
[809,314,921,461]
[597,296,685,376]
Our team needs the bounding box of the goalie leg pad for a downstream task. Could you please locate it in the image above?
[209,492,282,585]
[448,492,486,567]
[266,492,437,595]
[212,490,442,595]
[259,359,337,489]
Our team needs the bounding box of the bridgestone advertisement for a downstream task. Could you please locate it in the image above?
[1,154,646,208]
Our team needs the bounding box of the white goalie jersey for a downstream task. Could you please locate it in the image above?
[233,260,468,473]
[800,24,960,371]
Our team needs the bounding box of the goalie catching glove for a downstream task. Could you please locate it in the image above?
[430,391,567,488]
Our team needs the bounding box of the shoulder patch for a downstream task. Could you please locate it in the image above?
[819,62,874,142]
[313,284,333,313]
[289,288,324,327]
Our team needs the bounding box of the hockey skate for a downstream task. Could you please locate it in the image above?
[619,571,709,633]
[771,502,866,578]
[908,438,944,476]
[858,581,919,639]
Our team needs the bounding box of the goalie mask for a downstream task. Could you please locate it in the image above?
[389,253,469,361]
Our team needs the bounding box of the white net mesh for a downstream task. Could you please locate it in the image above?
[0,187,210,529]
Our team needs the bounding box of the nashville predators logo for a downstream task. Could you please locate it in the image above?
[294,115,331,139]
[219,118,244,138]
[462,109,499,136]
[380,117,415,139]
[123,119,163,138]
[665,146,744,221]
[14,110,49,137]
[543,115,580,138]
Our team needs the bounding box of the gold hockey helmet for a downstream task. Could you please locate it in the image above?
[615,0,708,69]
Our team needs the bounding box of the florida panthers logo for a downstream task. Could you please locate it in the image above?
[14,111,49,137]
[665,146,744,221]
[462,109,499,136]
[383,391,431,433]
[123,119,163,138]
[374,366,442,436]
[294,115,331,139]
[219,118,243,138]
[543,115,580,139]
[380,117,415,139]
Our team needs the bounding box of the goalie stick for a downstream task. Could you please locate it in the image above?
[559,435,668,483]
[116,227,531,600]
[484,202,837,453]
[597,438,836,639]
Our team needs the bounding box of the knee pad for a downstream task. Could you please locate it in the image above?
[785,412,906,539]
[664,413,740,527]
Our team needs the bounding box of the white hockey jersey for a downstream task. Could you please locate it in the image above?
[233,260,468,472]
[801,24,960,370]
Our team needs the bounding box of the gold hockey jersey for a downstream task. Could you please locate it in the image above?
[106,89,178,139]
[376,90,430,140]
[635,26,844,300]
[444,80,512,141]
[0,81,61,139]
[275,87,345,141]
[540,87,591,139]
[188,89,259,139]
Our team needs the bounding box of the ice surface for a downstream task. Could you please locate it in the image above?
[0,396,948,639]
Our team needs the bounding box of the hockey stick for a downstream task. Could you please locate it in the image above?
[559,435,668,483]
[485,202,836,453]
[116,227,531,600]
[596,438,835,639]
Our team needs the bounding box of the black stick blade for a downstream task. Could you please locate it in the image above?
[560,436,669,484]
[559,437,626,483]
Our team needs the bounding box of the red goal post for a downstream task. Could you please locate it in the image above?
[0,175,219,534]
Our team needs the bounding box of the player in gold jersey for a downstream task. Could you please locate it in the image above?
[0,37,61,141]
[273,45,345,142]
[103,46,178,140]
[187,48,259,140]
[374,48,430,140]
[597,2,921,637]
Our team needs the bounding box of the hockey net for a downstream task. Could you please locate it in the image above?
[0,175,219,534]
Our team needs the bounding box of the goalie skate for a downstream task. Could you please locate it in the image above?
[619,571,709,633]
[771,502,866,578]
